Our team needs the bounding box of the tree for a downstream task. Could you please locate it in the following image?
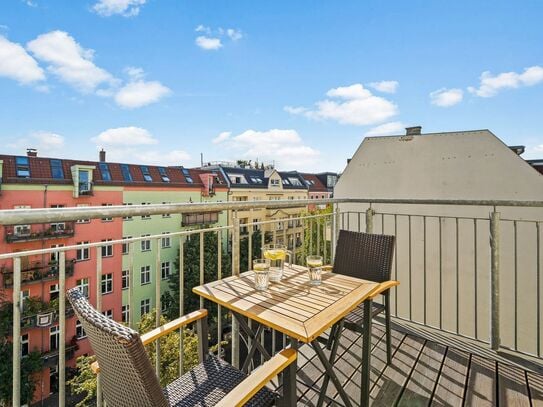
[239,230,262,273]
[302,205,333,264]
[67,355,97,407]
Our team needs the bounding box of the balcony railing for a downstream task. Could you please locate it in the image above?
[5,222,75,243]
[42,343,78,368]
[0,198,542,406]
[2,259,75,288]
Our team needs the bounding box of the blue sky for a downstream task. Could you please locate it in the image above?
[0,0,542,172]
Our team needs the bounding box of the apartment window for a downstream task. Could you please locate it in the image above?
[162,202,171,218]
[49,283,59,301]
[181,168,193,183]
[76,320,86,339]
[101,203,113,221]
[270,179,280,186]
[288,177,303,186]
[102,309,113,319]
[122,203,133,220]
[21,334,29,356]
[158,167,170,182]
[161,261,171,280]
[140,265,151,285]
[50,159,64,179]
[140,299,151,316]
[121,270,129,290]
[76,278,89,298]
[120,164,132,182]
[161,233,171,248]
[76,204,90,223]
[122,236,132,255]
[50,325,60,351]
[141,166,152,182]
[253,219,260,232]
[282,178,290,185]
[76,242,90,261]
[141,235,151,251]
[15,156,30,178]
[122,305,130,323]
[50,366,59,394]
[101,239,113,257]
[101,273,113,294]
[141,202,151,220]
[181,212,219,226]
[99,162,111,181]
[79,170,91,193]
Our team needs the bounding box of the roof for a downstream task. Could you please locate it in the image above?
[527,159,543,175]
[218,166,308,190]
[299,173,328,192]
[0,154,227,188]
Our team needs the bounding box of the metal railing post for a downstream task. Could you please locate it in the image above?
[231,212,241,368]
[59,252,66,407]
[12,257,21,407]
[490,210,501,350]
[366,206,374,234]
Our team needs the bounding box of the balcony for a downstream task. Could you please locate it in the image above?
[0,198,542,406]
[5,222,75,243]
[78,181,93,196]
[41,343,78,368]
[2,259,75,288]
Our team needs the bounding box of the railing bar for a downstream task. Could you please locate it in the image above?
[456,217,459,335]
[537,222,541,358]
[128,242,135,329]
[200,231,204,309]
[358,212,361,233]
[423,216,427,326]
[59,251,66,407]
[12,257,21,407]
[374,212,491,221]
[347,211,350,230]
[155,238,161,379]
[317,218,321,255]
[179,236,185,375]
[217,230,222,360]
[514,220,518,351]
[474,219,478,340]
[394,214,398,317]
[96,247,102,312]
[248,227,253,271]
[408,215,412,321]
[381,212,385,234]
[282,219,287,248]
[323,216,327,263]
[439,216,443,330]
[309,218,313,254]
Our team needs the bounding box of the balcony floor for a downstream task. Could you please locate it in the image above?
[293,321,543,406]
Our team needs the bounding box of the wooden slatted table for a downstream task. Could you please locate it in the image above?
[193,264,379,407]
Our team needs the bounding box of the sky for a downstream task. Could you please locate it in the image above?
[0,0,542,173]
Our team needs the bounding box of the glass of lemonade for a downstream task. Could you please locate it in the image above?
[253,259,271,290]
[263,244,291,282]
[306,255,324,286]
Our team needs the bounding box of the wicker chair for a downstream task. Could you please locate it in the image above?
[66,288,296,407]
[332,230,396,364]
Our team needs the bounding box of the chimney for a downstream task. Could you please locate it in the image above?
[99,149,106,162]
[405,126,422,136]
[26,148,37,157]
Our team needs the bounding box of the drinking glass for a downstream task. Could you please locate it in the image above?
[306,255,324,286]
[263,244,292,282]
[253,259,270,290]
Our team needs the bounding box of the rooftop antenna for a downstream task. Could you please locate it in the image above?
[200,153,203,167]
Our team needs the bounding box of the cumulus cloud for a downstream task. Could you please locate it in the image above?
[468,66,543,97]
[213,129,320,171]
[368,80,399,94]
[364,121,406,137]
[27,30,115,93]
[195,36,222,50]
[194,26,242,50]
[430,88,463,107]
[286,83,398,126]
[5,131,65,155]
[92,126,158,146]
[226,29,243,41]
[212,131,231,144]
[0,35,45,84]
[92,0,146,17]
[114,79,171,109]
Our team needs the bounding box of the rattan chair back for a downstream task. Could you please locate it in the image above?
[67,288,168,407]
[333,230,395,283]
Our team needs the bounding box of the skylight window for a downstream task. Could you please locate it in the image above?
[158,167,170,182]
[288,177,303,186]
[99,163,111,181]
[121,164,132,182]
[141,166,152,182]
[50,159,64,179]
[282,178,290,185]
[15,156,30,178]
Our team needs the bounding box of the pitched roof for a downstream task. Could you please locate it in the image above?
[299,173,328,192]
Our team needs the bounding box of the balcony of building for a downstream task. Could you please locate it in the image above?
[0,198,542,406]
[1,258,75,288]
[41,343,78,368]
[4,222,75,243]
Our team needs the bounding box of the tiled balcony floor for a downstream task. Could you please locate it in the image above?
[293,322,543,406]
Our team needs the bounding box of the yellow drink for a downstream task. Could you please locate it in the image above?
[254,263,269,272]
[307,259,323,268]
[263,249,286,261]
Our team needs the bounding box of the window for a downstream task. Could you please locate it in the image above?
[79,170,91,193]
[76,320,86,339]
[76,278,89,298]
[101,203,113,221]
[141,235,151,251]
[50,366,59,394]
[161,233,171,248]
[101,239,113,257]
[181,212,219,226]
[21,334,29,356]
[50,159,64,179]
[181,168,193,183]
[140,265,151,285]
[161,261,171,280]
[326,175,338,188]
[141,166,152,182]
[140,299,151,316]
[162,202,171,218]
[76,242,90,261]
[270,179,280,186]
[282,178,290,185]
[158,167,170,182]
[101,273,113,294]
[102,309,113,319]
[120,164,132,182]
[122,202,133,220]
[50,325,60,351]
[122,305,130,323]
[99,162,112,181]
[76,204,90,223]
[288,177,303,186]
[15,156,30,178]
[253,219,260,232]
[122,270,129,290]
[141,202,151,219]
[49,283,59,301]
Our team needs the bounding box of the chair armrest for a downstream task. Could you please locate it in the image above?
[141,309,208,346]
[368,280,399,299]
[215,349,297,407]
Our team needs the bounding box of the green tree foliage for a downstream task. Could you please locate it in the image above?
[67,355,97,407]
[302,205,333,264]
[239,229,262,273]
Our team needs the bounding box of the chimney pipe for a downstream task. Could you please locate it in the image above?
[99,149,106,162]
[405,126,422,136]
[26,148,37,157]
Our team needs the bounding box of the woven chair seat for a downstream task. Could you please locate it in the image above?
[164,354,277,407]
[343,302,385,332]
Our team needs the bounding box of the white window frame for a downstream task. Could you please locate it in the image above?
[140,299,150,316]
[161,233,171,249]
[140,265,151,285]
[76,320,86,339]
[141,235,151,252]
[121,270,129,290]
[122,305,130,323]
[76,278,90,298]
[101,239,113,257]
[101,273,113,294]
[76,242,90,261]
[161,261,171,280]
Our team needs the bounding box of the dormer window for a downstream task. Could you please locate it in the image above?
[50,159,64,179]
[141,166,152,182]
[99,163,111,181]
[288,177,302,186]
[16,156,30,178]
[121,164,132,182]
[270,179,280,186]
[282,179,289,185]
[158,167,170,182]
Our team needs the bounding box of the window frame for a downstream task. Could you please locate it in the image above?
[140,265,151,285]
[101,273,113,294]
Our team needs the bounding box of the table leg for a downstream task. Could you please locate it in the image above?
[361,299,373,407]
[316,320,344,407]
[233,313,272,372]
[282,337,298,407]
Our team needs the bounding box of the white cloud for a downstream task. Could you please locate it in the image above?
[27,30,115,93]
[468,66,543,97]
[92,126,158,146]
[286,83,398,126]
[364,121,406,137]
[32,131,64,149]
[195,36,222,50]
[22,0,37,7]
[368,80,399,94]
[5,131,65,155]
[523,144,543,160]
[124,66,145,80]
[131,149,191,165]
[430,88,463,107]
[213,129,320,171]
[195,25,211,34]
[226,28,243,41]
[0,35,45,84]
[114,79,171,109]
[92,0,146,17]
[212,131,231,144]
